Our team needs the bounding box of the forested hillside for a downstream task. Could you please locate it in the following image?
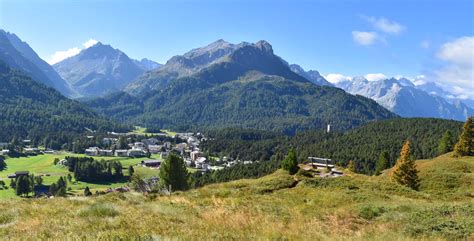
[86,41,397,134]
[201,118,463,174]
[0,62,128,146]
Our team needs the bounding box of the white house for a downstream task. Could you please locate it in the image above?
[85,147,100,156]
[115,149,128,157]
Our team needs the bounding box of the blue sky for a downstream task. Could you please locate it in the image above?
[1,0,473,96]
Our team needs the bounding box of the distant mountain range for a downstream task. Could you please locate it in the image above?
[54,42,161,97]
[87,40,397,134]
[334,77,474,121]
[0,29,471,129]
[0,30,76,97]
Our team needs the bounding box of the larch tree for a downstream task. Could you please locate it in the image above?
[453,117,473,157]
[391,140,420,190]
[347,160,356,172]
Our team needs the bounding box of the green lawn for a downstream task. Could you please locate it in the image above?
[0,153,165,199]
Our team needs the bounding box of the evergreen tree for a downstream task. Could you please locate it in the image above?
[391,141,420,190]
[159,153,189,191]
[347,160,356,172]
[0,156,6,171]
[453,117,473,157]
[10,178,16,189]
[438,130,455,155]
[375,151,390,175]
[49,183,58,195]
[67,173,73,183]
[34,176,43,186]
[128,165,135,178]
[15,175,32,197]
[84,186,92,196]
[281,148,299,174]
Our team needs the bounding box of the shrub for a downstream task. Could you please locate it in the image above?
[357,205,385,220]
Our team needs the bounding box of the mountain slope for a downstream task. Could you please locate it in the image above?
[53,42,149,97]
[87,41,397,134]
[125,39,250,94]
[336,77,473,121]
[0,61,126,142]
[289,64,333,86]
[0,30,75,97]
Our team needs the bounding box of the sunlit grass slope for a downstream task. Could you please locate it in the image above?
[0,154,472,239]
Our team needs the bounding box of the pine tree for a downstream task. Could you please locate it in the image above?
[438,130,454,155]
[84,186,92,196]
[0,156,6,171]
[453,117,473,157]
[281,148,299,174]
[347,160,356,172]
[375,151,390,175]
[128,165,135,178]
[391,140,420,190]
[15,175,32,197]
[159,153,189,191]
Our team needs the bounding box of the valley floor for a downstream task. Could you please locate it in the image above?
[0,154,472,240]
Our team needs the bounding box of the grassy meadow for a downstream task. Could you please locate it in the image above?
[0,153,472,239]
[0,153,164,198]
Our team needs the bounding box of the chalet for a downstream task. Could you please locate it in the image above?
[0,150,10,155]
[85,147,100,156]
[141,159,161,168]
[142,138,159,146]
[99,149,114,156]
[128,148,146,157]
[102,138,118,146]
[115,149,128,157]
[8,171,29,179]
[148,145,162,154]
[24,147,40,155]
[191,151,202,161]
[133,142,146,149]
[163,142,172,149]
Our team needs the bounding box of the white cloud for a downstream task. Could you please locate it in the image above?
[83,39,98,48]
[420,40,430,49]
[324,73,352,83]
[434,36,474,99]
[48,47,81,65]
[437,36,474,66]
[47,39,99,64]
[352,31,379,46]
[364,73,387,81]
[363,16,405,35]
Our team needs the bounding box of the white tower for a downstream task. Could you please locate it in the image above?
[327,124,331,133]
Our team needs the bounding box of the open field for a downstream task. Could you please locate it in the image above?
[0,153,164,198]
[0,153,472,239]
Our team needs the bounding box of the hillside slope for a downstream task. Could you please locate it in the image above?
[0,61,126,142]
[0,30,75,97]
[0,155,472,239]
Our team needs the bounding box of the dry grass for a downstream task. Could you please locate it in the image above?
[0,155,472,240]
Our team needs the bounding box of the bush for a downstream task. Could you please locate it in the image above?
[357,205,385,220]
[404,205,473,239]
